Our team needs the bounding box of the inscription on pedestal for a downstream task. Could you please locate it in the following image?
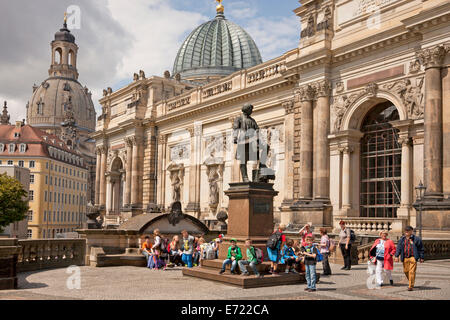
[252,199,271,215]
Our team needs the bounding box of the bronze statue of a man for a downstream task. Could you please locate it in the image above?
[233,103,274,182]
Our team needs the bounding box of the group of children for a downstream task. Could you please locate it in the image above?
[218,235,322,292]
[141,229,224,270]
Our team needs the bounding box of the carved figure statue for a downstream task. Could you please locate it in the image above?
[208,168,219,205]
[171,173,181,202]
[233,103,275,183]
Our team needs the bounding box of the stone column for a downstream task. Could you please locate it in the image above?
[99,146,108,207]
[124,137,133,207]
[399,136,412,215]
[340,146,353,212]
[229,115,241,183]
[314,80,331,201]
[105,174,112,214]
[131,136,141,207]
[442,55,450,196]
[186,124,202,218]
[282,99,295,204]
[94,148,101,205]
[156,134,167,208]
[392,120,414,221]
[299,84,316,201]
[419,45,446,200]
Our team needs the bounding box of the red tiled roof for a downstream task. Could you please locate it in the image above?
[0,124,81,158]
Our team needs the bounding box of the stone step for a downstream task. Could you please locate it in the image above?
[182,267,310,289]
[201,259,271,273]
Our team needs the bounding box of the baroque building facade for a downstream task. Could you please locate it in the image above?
[94,0,450,235]
[0,110,88,239]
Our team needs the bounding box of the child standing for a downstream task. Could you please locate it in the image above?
[219,239,242,275]
[301,235,320,292]
[238,239,263,278]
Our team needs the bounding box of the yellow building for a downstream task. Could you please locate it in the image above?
[0,111,88,239]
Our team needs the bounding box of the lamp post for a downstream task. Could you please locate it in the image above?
[414,181,426,239]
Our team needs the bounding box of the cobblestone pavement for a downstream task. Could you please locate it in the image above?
[1,260,449,300]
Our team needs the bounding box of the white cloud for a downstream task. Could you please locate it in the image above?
[106,0,206,80]
[0,0,298,123]
[245,15,299,60]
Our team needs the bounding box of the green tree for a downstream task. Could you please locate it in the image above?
[0,173,29,233]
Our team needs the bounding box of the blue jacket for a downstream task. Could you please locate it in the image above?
[280,245,298,264]
[395,235,424,262]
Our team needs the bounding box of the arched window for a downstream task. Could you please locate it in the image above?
[360,102,401,218]
[68,50,75,66]
[55,48,63,65]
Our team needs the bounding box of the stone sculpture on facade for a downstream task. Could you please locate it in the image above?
[233,103,275,183]
[171,173,181,202]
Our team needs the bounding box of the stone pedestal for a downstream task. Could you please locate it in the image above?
[183,182,317,288]
[0,239,20,290]
[218,182,278,259]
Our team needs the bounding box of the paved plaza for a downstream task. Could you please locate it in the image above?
[1,260,449,300]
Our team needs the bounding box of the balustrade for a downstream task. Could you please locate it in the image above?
[247,62,285,84]
[17,239,86,272]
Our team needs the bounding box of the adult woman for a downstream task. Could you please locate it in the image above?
[168,235,182,266]
[319,228,332,276]
[267,224,286,275]
[299,224,313,247]
[369,230,396,287]
[148,229,166,270]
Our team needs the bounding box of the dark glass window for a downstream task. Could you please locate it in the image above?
[360,102,401,218]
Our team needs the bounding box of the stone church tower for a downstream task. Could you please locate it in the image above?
[26,15,97,204]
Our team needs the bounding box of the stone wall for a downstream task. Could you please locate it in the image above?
[0,239,20,290]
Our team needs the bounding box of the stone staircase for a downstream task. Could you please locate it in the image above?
[182,259,318,289]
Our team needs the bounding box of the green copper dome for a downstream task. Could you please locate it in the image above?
[173,12,262,82]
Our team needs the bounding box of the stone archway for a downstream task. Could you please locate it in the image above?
[106,157,125,215]
[331,91,413,233]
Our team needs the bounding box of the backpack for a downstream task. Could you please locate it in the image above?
[253,247,264,264]
[204,243,216,260]
[349,229,356,243]
[266,231,282,250]
[314,245,323,262]
[328,238,336,253]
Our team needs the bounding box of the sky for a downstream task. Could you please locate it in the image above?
[0,0,300,123]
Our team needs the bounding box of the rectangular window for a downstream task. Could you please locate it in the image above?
[44,210,46,222]
[29,190,34,201]
[27,230,32,239]
[18,160,24,167]
[7,160,13,166]
[30,174,34,184]
[46,162,48,169]
[29,161,35,168]
[28,210,33,221]
[45,175,48,184]
[49,192,51,202]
